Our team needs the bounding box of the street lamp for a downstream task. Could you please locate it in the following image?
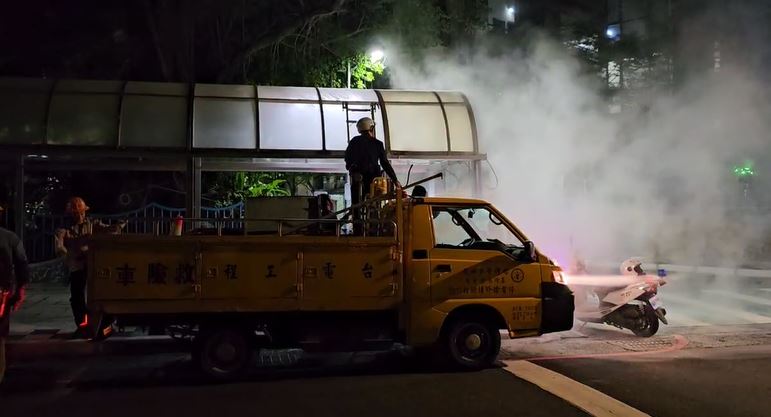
[369,48,385,64]
[347,48,386,89]
[504,5,516,33]
[733,160,756,204]
[505,6,516,21]
[605,24,621,41]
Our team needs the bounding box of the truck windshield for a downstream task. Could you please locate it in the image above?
[432,206,525,251]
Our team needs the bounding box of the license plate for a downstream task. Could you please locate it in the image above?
[649,295,663,310]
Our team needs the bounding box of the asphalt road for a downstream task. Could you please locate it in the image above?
[2,330,771,417]
[0,352,588,417]
[537,344,771,417]
[2,273,770,417]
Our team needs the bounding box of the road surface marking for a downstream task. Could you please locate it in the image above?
[662,293,771,323]
[503,360,651,417]
[701,289,771,307]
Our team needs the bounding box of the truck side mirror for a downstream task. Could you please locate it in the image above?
[524,241,537,263]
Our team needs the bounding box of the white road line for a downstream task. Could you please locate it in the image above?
[701,289,771,307]
[662,293,771,323]
[502,360,651,417]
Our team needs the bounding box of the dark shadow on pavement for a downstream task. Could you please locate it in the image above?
[2,350,502,394]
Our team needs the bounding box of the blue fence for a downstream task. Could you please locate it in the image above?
[24,202,245,262]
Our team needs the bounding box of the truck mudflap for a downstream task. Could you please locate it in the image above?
[541,282,574,334]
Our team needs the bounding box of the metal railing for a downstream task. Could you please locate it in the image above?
[118,216,399,239]
[23,202,244,262]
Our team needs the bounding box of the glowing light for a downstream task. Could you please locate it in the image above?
[605,24,620,40]
[505,5,516,21]
[733,160,755,178]
[562,274,654,288]
[369,48,385,63]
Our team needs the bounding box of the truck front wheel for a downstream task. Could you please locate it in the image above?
[195,328,252,380]
[443,317,501,370]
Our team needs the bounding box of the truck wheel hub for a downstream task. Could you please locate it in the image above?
[464,334,482,351]
[215,343,237,362]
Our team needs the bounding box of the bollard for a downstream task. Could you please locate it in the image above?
[170,215,184,236]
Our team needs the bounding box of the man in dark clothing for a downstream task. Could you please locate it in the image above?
[345,117,400,204]
[55,197,123,338]
[344,117,400,233]
[0,206,30,383]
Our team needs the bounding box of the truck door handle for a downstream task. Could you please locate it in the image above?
[435,264,452,273]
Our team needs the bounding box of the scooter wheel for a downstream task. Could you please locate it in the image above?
[632,304,659,337]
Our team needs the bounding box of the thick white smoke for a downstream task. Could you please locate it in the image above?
[387,26,771,268]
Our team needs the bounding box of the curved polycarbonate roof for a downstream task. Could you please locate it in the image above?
[0,77,478,157]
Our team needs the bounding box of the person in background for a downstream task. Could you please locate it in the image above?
[344,117,401,233]
[55,197,123,338]
[0,204,29,383]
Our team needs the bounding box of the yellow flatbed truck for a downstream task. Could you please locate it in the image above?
[87,184,573,378]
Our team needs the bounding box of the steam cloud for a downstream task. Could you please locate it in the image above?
[387,11,771,269]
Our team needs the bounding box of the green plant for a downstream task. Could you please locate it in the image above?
[232,173,290,200]
[205,172,290,207]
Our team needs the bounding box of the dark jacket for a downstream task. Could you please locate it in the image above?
[0,227,29,291]
[55,217,116,272]
[344,135,398,182]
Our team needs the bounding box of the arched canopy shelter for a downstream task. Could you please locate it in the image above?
[0,77,485,239]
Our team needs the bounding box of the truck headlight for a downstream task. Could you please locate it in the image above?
[552,271,566,284]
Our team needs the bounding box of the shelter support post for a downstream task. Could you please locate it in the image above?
[473,160,482,199]
[186,157,202,219]
[13,155,24,239]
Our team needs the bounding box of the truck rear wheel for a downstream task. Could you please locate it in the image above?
[443,317,501,370]
[196,328,252,380]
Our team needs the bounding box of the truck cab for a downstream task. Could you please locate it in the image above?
[403,197,573,367]
[86,190,573,378]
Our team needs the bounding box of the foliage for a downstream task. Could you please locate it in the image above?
[387,0,444,51]
[305,53,384,88]
[0,0,488,88]
[24,175,66,217]
[205,172,290,207]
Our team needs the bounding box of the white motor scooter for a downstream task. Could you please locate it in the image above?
[570,259,668,337]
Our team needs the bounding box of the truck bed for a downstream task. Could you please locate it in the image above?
[87,234,402,317]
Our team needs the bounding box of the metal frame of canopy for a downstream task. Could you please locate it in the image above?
[0,78,485,239]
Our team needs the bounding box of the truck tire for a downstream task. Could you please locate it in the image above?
[443,317,501,371]
[196,328,252,380]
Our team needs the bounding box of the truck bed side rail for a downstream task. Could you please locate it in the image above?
[117,216,398,239]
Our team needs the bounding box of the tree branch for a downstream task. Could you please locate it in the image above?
[216,0,349,83]
[142,0,173,81]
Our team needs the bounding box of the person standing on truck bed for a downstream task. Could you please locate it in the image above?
[345,117,401,231]
[0,204,29,383]
[55,197,124,338]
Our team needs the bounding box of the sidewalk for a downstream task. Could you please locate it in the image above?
[6,282,180,362]
[9,282,75,338]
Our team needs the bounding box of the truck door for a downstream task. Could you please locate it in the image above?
[428,206,541,303]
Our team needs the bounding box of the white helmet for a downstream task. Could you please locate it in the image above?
[356,117,375,133]
[620,258,644,276]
